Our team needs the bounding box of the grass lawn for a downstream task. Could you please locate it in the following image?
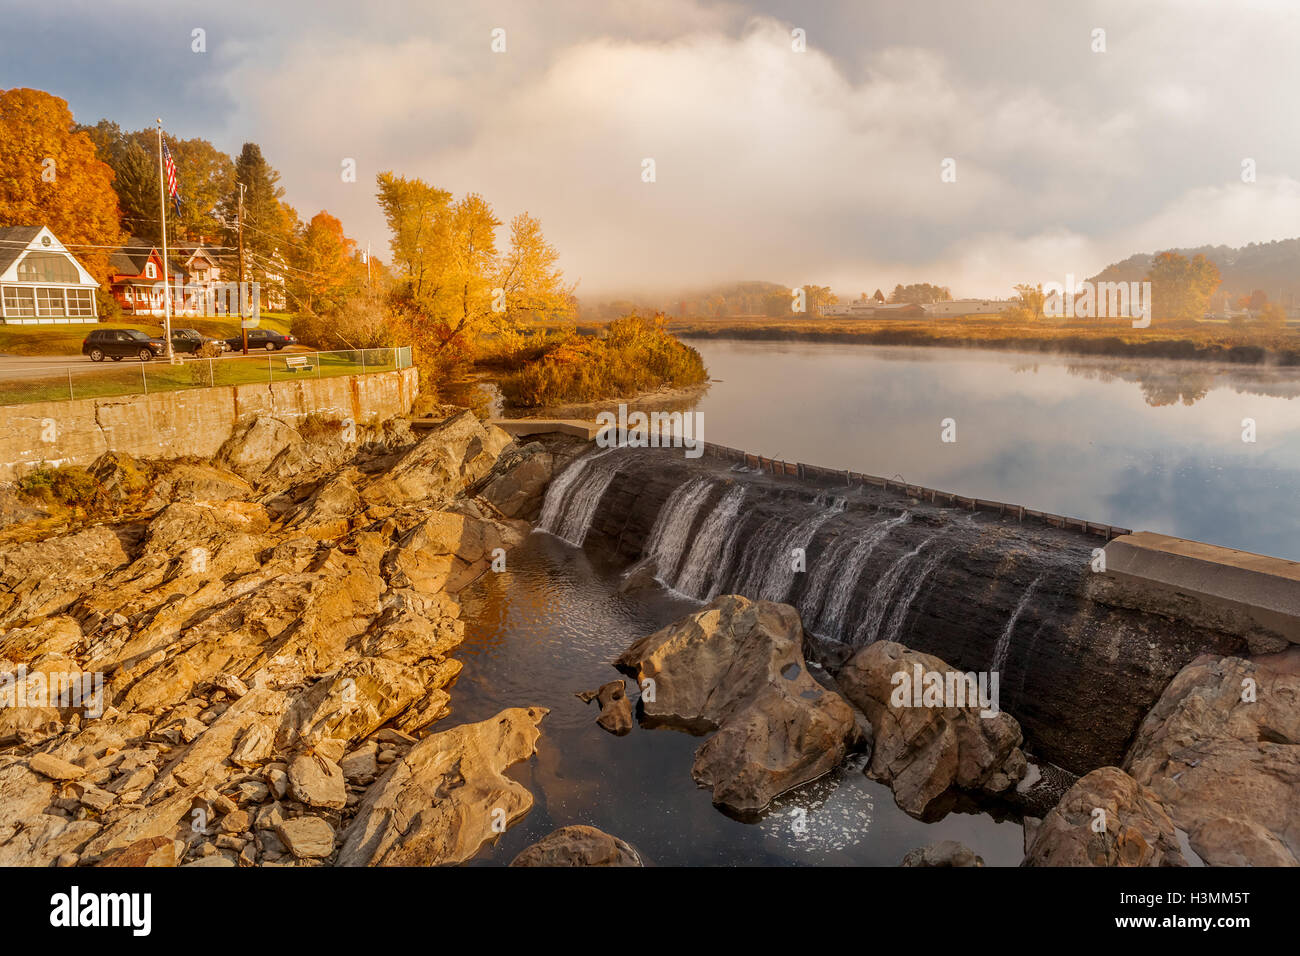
[0,346,399,407]
[0,313,296,356]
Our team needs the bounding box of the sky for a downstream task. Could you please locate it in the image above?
[4,0,1300,300]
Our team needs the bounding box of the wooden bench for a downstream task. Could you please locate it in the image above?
[284,355,312,373]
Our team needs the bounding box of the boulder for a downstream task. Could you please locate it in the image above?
[1024,767,1187,866]
[901,840,984,867]
[509,825,642,867]
[576,680,634,736]
[29,752,86,781]
[615,595,861,814]
[837,640,1026,818]
[363,410,511,506]
[336,706,546,866]
[479,442,554,518]
[1124,650,1300,866]
[218,417,304,478]
[275,815,336,859]
[287,753,347,810]
[88,451,148,504]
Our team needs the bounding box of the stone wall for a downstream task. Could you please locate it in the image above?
[0,366,419,479]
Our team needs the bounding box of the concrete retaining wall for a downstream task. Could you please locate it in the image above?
[0,366,419,479]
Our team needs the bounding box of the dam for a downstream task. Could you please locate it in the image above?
[518,422,1298,778]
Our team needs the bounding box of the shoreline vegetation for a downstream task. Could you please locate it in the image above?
[484,314,709,409]
[655,314,1300,365]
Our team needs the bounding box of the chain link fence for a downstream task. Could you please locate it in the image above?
[0,346,414,407]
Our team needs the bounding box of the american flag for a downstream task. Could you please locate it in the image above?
[162,139,183,214]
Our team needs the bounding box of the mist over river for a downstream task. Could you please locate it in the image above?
[682,340,1300,560]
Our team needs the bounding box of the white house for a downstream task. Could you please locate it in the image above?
[0,226,100,323]
[922,299,1015,317]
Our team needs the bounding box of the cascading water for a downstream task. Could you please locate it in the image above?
[803,512,911,641]
[640,477,716,585]
[751,497,846,603]
[880,540,952,646]
[850,533,944,648]
[674,484,747,598]
[991,575,1044,673]
[536,448,621,546]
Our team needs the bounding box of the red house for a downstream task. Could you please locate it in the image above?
[108,238,182,316]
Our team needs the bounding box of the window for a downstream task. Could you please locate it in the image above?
[66,288,95,317]
[17,252,80,284]
[35,288,66,316]
[145,262,157,279]
[2,286,36,317]
[124,330,152,342]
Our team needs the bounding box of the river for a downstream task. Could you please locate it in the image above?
[683,340,1300,561]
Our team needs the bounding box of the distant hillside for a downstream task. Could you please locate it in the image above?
[1090,238,1300,306]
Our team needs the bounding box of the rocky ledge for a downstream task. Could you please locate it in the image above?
[0,406,556,867]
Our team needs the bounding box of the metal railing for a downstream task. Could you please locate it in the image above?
[0,346,414,407]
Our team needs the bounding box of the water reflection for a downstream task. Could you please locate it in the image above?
[685,341,1300,559]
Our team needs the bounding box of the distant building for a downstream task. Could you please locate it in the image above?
[108,237,180,316]
[822,300,926,318]
[0,226,101,323]
[922,299,1015,317]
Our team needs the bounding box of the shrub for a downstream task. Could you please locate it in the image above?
[499,313,708,408]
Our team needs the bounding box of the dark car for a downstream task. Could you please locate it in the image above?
[223,328,298,352]
[82,328,168,362]
[170,328,230,354]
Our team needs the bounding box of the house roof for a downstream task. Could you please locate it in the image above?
[0,226,43,276]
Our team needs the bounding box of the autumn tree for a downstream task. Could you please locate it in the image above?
[0,88,121,282]
[1011,282,1045,321]
[288,211,360,314]
[496,211,573,324]
[375,172,453,302]
[1145,252,1221,322]
[801,284,836,315]
[873,288,885,303]
[889,282,951,304]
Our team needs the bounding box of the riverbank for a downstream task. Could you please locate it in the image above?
[662,315,1300,366]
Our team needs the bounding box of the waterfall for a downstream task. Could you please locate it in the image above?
[798,534,858,628]
[674,484,746,597]
[536,447,620,546]
[706,509,756,600]
[850,533,944,648]
[804,512,911,641]
[991,575,1043,673]
[641,477,715,585]
[751,498,846,603]
[880,540,952,646]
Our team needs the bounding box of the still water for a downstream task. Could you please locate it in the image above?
[685,341,1300,560]
[455,533,1025,866]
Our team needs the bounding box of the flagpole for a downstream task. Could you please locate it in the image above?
[156,119,176,363]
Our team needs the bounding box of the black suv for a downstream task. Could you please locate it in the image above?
[223,328,298,352]
[170,328,230,354]
[82,328,168,362]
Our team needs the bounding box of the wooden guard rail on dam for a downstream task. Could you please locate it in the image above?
[472,417,1132,541]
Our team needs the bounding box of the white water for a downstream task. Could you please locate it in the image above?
[753,497,846,603]
[807,512,912,641]
[851,534,943,648]
[641,477,715,585]
[880,541,952,646]
[674,484,747,598]
[991,575,1044,673]
[536,448,620,546]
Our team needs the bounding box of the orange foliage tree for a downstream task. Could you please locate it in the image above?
[0,88,122,283]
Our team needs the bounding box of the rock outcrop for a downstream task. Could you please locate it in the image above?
[0,409,549,867]
[837,641,1027,818]
[337,707,546,866]
[510,825,642,867]
[1023,766,1187,866]
[900,840,984,867]
[615,595,861,814]
[1123,650,1300,866]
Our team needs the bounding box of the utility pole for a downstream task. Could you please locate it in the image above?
[238,182,247,355]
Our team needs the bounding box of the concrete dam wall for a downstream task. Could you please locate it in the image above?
[533,442,1253,776]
